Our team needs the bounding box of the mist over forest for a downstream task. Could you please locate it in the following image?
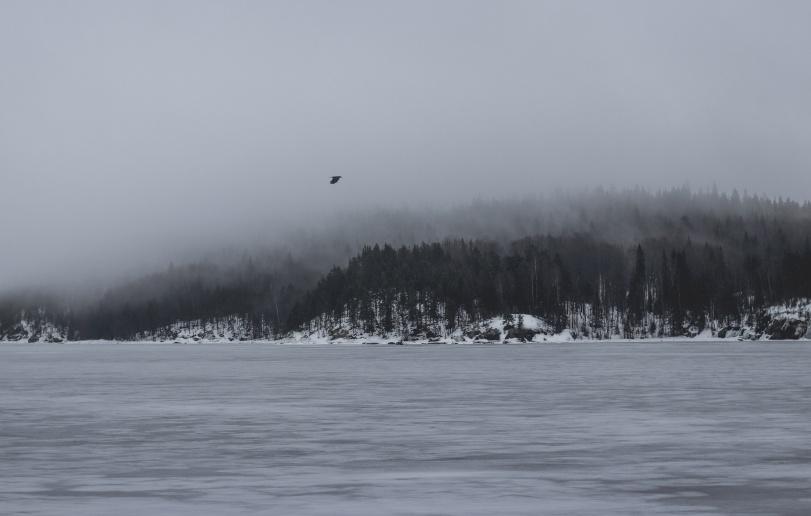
[5,1,811,293]
[3,187,811,341]
[4,2,811,341]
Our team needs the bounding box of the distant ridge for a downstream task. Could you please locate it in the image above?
[2,188,811,342]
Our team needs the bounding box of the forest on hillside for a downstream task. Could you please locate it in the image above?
[2,188,811,341]
[287,235,811,339]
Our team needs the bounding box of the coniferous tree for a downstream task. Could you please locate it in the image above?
[627,245,646,325]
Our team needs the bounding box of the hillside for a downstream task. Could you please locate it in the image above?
[2,188,811,342]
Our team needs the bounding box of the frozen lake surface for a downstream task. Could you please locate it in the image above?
[2,342,811,515]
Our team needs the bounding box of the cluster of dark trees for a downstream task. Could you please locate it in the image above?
[0,257,318,340]
[286,234,811,338]
[2,187,811,340]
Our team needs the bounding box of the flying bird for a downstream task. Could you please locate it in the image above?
[330,176,342,184]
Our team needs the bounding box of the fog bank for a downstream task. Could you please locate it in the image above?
[3,1,811,290]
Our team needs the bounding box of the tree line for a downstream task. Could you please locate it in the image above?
[2,187,811,340]
[287,234,811,338]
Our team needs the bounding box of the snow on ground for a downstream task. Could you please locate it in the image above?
[4,302,811,344]
[766,298,811,318]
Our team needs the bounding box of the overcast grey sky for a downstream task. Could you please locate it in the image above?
[2,0,811,289]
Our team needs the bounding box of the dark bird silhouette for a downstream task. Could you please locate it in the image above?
[330,176,342,184]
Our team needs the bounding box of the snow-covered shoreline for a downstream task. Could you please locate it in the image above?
[4,332,810,345]
[4,301,811,344]
[1,336,809,345]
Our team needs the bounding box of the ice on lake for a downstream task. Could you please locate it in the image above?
[2,342,811,515]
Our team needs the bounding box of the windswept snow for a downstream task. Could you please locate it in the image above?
[3,342,811,515]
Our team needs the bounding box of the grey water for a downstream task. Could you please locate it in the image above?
[2,342,811,516]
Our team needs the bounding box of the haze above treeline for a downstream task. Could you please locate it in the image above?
[4,186,811,300]
[4,1,811,291]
